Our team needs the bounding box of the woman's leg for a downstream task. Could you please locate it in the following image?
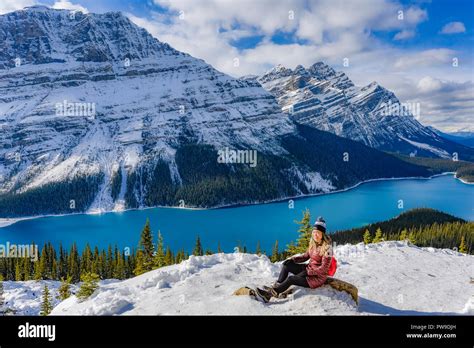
[273,273,310,294]
[277,260,306,284]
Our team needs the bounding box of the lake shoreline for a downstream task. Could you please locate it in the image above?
[0,172,466,228]
[456,176,474,185]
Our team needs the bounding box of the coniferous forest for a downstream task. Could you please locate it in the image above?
[395,155,474,182]
[0,174,104,217]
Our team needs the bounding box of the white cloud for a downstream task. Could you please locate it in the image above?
[413,77,474,132]
[393,30,415,41]
[52,0,88,13]
[0,0,35,14]
[394,49,456,69]
[403,6,428,26]
[125,0,427,77]
[0,0,89,15]
[417,76,444,93]
[346,48,473,132]
[440,21,466,34]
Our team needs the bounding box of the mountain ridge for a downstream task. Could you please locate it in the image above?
[257,62,474,161]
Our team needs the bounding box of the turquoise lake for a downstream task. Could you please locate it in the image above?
[1,175,472,253]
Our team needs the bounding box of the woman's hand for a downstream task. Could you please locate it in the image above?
[291,252,310,263]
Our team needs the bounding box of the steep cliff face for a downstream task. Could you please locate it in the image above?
[258,62,474,161]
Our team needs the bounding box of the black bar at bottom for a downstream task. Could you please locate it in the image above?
[0,315,471,346]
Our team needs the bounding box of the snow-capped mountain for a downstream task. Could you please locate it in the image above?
[0,7,430,217]
[258,62,474,161]
[0,7,291,204]
[4,242,472,315]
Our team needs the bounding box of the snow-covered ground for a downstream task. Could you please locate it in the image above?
[2,280,63,315]
[3,242,473,316]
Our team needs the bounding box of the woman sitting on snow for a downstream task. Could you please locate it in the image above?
[257,217,333,302]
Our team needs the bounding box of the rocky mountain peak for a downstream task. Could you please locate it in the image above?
[0,7,180,69]
[307,61,337,80]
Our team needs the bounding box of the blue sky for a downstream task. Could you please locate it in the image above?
[1,0,472,131]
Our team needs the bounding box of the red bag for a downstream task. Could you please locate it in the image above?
[328,256,337,276]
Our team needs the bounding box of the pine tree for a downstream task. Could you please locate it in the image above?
[153,231,165,268]
[58,244,67,280]
[372,228,383,243]
[138,220,155,272]
[99,250,107,279]
[271,240,279,262]
[363,229,372,244]
[77,272,100,301]
[288,209,312,254]
[15,261,22,281]
[408,231,417,245]
[39,247,48,279]
[255,241,262,255]
[22,256,31,281]
[91,247,99,275]
[34,256,41,280]
[134,250,146,276]
[106,245,114,279]
[127,249,136,278]
[175,249,185,264]
[51,258,58,280]
[286,241,296,255]
[81,244,93,275]
[40,285,53,316]
[459,235,467,254]
[399,229,408,241]
[165,247,174,265]
[217,242,222,253]
[0,275,5,315]
[193,236,203,256]
[113,252,126,279]
[68,243,80,283]
[57,276,72,301]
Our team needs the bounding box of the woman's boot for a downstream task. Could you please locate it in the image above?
[256,287,277,303]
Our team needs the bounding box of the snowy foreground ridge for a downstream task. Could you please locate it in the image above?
[5,242,474,316]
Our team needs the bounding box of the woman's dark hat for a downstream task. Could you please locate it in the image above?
[313,216,327,233]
